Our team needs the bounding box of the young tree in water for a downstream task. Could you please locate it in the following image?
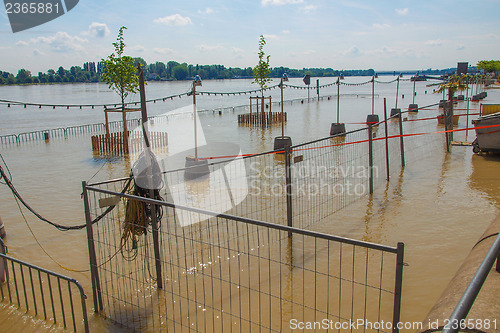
[101,26,139,111]
[252,35,271,97]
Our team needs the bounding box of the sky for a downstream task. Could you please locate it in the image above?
[1,0,499,74]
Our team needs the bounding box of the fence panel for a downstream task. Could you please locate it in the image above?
[83,183,404,333]
[0,241,88,332]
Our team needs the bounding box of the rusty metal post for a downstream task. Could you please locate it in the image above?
[82,181,103,312]
[138,65,163,289]
[368,124,374,194]
[285,145,293,232]
[384,98,390,181]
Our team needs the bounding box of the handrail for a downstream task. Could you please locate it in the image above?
[442,233,500,333]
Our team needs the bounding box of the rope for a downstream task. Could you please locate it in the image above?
[0,164,132,230]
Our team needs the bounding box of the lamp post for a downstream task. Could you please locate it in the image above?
[273,73,292,152]
[185,75,209,180]
[391,74,402,119]
[366,76,379,125]
[330,76,346,135]
[409,74,418,113]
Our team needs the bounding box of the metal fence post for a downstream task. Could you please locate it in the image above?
[82,181,103,312]
[384,98,390,181]
[392,242,405,333]
[150,201,163,289]
[285,145,293,230]
[368,125,374,194]
[398,110,405,167]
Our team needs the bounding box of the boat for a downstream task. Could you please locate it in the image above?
[411,75,427,82]
[472,112,500,153]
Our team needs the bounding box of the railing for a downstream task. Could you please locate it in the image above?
[442,233,500,333]
[0,238,89,332]
[83,181,405,332]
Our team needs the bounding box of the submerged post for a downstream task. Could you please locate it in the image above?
[138,65,163,289]
[398,108,405,167]
[82,181,103,312]
[368,124,374,194]
[392,242,405,333]
[285,145,293,232]
[384,98,390,180]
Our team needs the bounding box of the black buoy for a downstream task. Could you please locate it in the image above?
[273,136,292,152]
[330,123,346,136]
[408,104,418,112]
[390,108,401,119]
[366,114,379,125]
[184,156,210,180]
[44,132,50,141]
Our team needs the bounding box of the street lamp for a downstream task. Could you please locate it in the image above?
[185,74,209,180]
[273,73,292,151]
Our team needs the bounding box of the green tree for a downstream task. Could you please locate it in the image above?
[101,26,139,111]
[172,64,188,80]
[16,69,32,84]
[252,35,271,96]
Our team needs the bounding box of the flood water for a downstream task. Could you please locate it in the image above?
[0,77,499,331]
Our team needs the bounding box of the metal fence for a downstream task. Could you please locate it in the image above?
[83,181,404,332]
[0,239,89,332]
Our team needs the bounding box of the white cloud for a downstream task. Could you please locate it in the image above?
[395,8,409,16]
[343,46,361,56]
[457,45,465,50]
[302,5,317,13]
[154,14,192,26]
[282,30,291,34]
[154,47,174,55]
[198,8,214,15]
[231,47,244,54]
[262,0,304,6]
[33,48,44,56]
[20,32,88,53]
[83,22,110,38]
[130,45,145,52]
[263,34,279,39]
[304,50,316,55]
[425,39,443,47]
[373,23,391,29]
[198,44,224,52]
[16,40,29,46]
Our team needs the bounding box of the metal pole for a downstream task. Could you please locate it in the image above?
[193,81,198,159]
[139,65,163,289]
[443,233,500,333]
[281,78,284,138]
[395,76,400,109]
[336,77,340,123]
[392,242,405,333]
[285,145,293,231]
[372,76,375,115]
[466,81,470,140]
[82,182,103,312]
[445,101,451,153]
[412,78,416,104]
[384,98,390,181]
[316,79,319,100]
[398,108,405,167]
[368,124,374,194]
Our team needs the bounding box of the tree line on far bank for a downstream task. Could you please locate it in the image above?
[2,58,496,86]
[0,58,376,86]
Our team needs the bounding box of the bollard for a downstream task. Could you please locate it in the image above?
[274,136,292,152]
[366,114,379,125]
[330,123,346,136]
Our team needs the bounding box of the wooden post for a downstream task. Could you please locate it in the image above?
[105,109,110,138]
